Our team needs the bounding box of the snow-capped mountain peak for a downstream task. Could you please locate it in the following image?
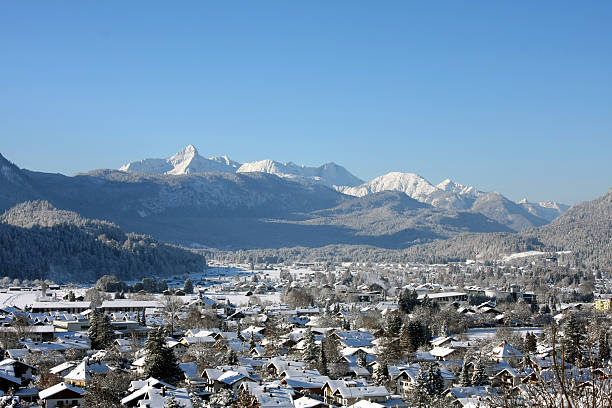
[436,178,483,198]
[340,172,439,201]
[237,159,363,187]
[120,145,239,175]
[516,198,570,222]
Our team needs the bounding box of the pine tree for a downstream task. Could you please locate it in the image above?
[342,319,351,330]
[459,362,472,387]
[302,328,318,363]
[598,330,610,364]
[407,320,427,351]
[225,349,238,365]
[524,332,537,353]
[427,366,445,396]
[88,310,100,349]
[386,312,402,337]
[97,314,116,349]
[563,314,583,365]
[183,278,194,294]
[471,358,489,386]
[400,324,414,354]
[414,365,431,404]
[373,361,389,386]
[398,289,418,314]
[144,327,183,384]
[317,338,328,376]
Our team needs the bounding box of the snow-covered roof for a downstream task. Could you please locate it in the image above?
[39,382,85,400]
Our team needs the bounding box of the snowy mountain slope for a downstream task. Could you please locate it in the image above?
[0,151,516,250]
[340,172,551,229]
[0,153,40,209]
[339,172,439,200]
[236,159,363,187]
[470,192,549,231]
[517,198,570,222]
[338,172,475,210]
[437,179,483,199]
[120,145,240,175]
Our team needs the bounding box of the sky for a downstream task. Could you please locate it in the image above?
[1,2,611,205]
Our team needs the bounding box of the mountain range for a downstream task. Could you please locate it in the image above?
[0,146,573,253]
[120,145,567,223]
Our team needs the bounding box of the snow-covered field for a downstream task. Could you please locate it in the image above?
[464,327,544,340]
[503,250,572,262]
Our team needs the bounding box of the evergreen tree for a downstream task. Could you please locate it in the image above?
[183,278,194,294]
[562,314,583,365]
[97,314,116,349]
[471,358,489,386]
[398,289,418,314]
[598,329,610,364]
[400,323,414,354]
[459,362,472,387]
[373,361,389,386]
[386,312,402,337]
[225,349,238,365]
[88,310,100,349]
[427,366,445,396]
[524,332,537,353]
[342,319,351,330]
[407,320,427,351]
[317,338,328,376]
[143,327,183,384]
[302,328,318,363]
[414,366,431,405]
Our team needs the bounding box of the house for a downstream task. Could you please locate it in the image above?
[63,359,110,387]
[240,382,295,408]
[0,358,37,382]
[429,346,459,361]
[293,396,330,408]
[595,295,612,312]
[489,342,524,367]
[122,385,193,408]
[201,368,255,392]
[38,382,86,408]
[389,363,456,395]
[322,380,390,406]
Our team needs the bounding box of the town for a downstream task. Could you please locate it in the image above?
[0,254,609,408]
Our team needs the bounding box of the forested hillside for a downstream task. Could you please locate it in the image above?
[209,187,612,270]
[0,201,205,282]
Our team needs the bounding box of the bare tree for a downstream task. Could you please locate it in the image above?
[162,295,184,335]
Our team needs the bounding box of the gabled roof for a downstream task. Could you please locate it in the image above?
[490,342,523,358]
[39,382,85,400]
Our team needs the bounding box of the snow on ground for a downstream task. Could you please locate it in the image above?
[202,292,281,306]
[503,250,572,262]
[464,327,544,340]
[0,288,86,309]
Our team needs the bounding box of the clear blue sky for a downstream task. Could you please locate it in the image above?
[2,1,611,204]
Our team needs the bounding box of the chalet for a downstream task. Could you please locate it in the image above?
[38,382,85,408]
[322,380,390,406]
[489,342,524,367]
